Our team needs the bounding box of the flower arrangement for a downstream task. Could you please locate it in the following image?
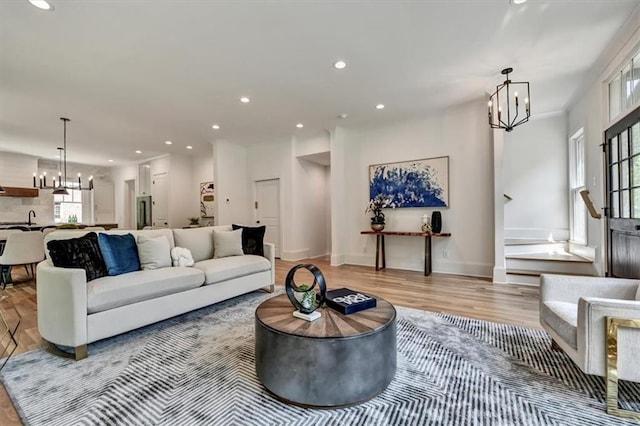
[365,194,396,224]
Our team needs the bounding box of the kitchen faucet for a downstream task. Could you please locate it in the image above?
[28,210,36,226]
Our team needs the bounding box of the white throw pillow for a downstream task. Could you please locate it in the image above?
[136,235,172,270]
[213,229,244,258]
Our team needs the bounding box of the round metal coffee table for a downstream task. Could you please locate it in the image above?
[255,293,396,408]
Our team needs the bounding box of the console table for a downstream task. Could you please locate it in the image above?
[360,230,452,276]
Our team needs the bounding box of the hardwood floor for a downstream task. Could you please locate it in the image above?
[0,258,540,425]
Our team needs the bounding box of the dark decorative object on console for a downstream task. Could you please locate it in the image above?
[284,264,327,314]
[232,224,266,257]
[431,211,442,233]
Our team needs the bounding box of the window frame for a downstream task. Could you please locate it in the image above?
[569,128,587,245]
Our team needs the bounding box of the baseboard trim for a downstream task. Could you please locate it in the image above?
[344,254,492,278]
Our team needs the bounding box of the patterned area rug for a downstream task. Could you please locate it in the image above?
[2,290,639,425]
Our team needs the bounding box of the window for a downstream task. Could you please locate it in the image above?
[570,129,586,244]
[54,184,83,223]
[609,50,640,122]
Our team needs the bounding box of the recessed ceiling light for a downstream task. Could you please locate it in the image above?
[212,124,220,130]
[186,145,193,150]
[376,104,385,110]
[511,0,527,4]
[165,140,172,145]
[338,114,348,119]
[28,0,54,11]
[296,123,304,128]
[240,97,250,103]
[333,60,347,69]
[135,150,142,154]
[108,159,114,163]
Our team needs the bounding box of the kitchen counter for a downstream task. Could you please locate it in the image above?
[0,223,118,231]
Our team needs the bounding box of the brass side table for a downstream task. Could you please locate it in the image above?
[0,295,21,370]
[606,316,640,420]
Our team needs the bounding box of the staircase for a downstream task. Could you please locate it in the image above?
[505,239,595,285]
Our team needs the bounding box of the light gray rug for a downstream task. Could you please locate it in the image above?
[2,290,639,425]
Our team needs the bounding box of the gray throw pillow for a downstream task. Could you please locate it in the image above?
[636,284,640,301]
[213,229,244,258]
[137,235,172,270]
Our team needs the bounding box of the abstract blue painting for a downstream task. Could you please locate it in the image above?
[369,156,449,208]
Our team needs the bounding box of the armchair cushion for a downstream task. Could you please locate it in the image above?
[541,301,578,349]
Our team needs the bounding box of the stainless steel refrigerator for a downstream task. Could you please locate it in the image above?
[136,196,152,230]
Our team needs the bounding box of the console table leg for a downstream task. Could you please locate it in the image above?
[424,236,432,276]
[381,235,386,269]
[375,235,381,271]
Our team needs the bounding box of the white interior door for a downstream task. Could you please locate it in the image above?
[255,179,281,258]
[152,172,169,228]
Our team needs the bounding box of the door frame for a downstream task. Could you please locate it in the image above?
[252,176,283,259]
[604,105,640,277]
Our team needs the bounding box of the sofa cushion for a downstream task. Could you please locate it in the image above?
[194,255,271,285]
[232,224,266,257]
[213,229,244,258]
[137,235,172,270]
[173,227,214,262]
[47,232,108,282]
[541,301,578,349]
[98,233,141,276]
[87,267,205,314]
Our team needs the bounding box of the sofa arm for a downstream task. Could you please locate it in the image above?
[36,261,88,348]
[263,242,276,285]
[540,274,638,304]
[578,297,640,381]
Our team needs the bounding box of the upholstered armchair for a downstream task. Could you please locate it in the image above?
[540,274,640,417]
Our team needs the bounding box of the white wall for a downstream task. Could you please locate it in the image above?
[168,153,198,228]
[111,164,138,228]
[294,158,330,258]
[335,98,494,277]
[243,137,331,260]
[567,7,640,275]
[214,140,249,226]
[503,113,569,241]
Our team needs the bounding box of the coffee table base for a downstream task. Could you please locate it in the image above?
[255,315,396,408]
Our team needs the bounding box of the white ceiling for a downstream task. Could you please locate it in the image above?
[1,0,638,166]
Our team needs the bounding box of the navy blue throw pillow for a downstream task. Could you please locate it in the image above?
[97,233,141,276]
[47,232,108,282]
[232,224,266,257]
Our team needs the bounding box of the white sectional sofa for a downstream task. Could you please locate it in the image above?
[37,225,275,360]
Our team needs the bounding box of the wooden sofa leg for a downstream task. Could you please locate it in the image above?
[551,340,561,351]
[263,284,275,293]
[43,339,88,360]
[75,344,88,360]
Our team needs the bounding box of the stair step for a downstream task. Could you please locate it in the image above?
[505,252,592,263]
[505,239,568,246]
[505,273,541,286]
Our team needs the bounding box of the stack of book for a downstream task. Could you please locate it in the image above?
[325,288,377,314]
